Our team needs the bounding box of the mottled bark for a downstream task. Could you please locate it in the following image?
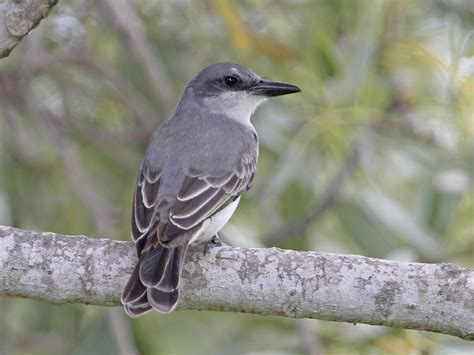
[0,0,58,58]
[0,226,472,340]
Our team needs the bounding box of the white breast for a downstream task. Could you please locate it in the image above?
[191,197,240,244]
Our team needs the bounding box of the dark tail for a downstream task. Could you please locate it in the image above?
[121,244,187,316]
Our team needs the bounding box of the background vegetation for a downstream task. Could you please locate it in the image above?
[0,0,472,354]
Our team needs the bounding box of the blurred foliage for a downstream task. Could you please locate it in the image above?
[0,0,473,354]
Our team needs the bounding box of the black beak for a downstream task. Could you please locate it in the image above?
[248,79,301,97]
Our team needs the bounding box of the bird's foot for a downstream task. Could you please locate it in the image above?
[203,234,227,256]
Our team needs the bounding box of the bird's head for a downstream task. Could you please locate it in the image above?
[185,62,301,124]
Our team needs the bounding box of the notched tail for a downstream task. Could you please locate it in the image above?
[121,243,188,317]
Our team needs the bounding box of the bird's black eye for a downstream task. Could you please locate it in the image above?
[224,75,239,86]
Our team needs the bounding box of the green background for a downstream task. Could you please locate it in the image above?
[0,0,472,354]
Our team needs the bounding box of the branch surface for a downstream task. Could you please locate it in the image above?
[0,226,472,340]
[0,0,58,58]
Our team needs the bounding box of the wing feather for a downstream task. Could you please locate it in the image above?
[169,151,257,231]
[132,168,161,243]
[132,148,257,248]
[176,177,212,201]
[170,188,228,229]
[172,187,221,219]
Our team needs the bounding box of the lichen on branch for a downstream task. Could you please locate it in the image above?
[0,226,473,340]
[0,0,59,58]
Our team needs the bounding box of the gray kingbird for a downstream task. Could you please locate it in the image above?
[121,62,301,316]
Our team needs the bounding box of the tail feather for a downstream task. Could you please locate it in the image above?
[148,288,180,313]
[124,303,152,317]
[156,247,184,291]
[139,246,166,287]
[121,262,146,304]
[121,243,188,315]
[128,291,149,307]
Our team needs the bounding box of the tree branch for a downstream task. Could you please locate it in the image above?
[0,225,472,341]
[0,0,58,58]
[103,0,174,115]
[265,145,360,245]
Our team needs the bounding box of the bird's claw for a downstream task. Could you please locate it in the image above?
[203,235,226,255]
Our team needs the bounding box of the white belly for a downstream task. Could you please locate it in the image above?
[191,197,240,244]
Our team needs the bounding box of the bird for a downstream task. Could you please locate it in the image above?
[121,62,301,317]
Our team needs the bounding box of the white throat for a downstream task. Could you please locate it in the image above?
[203,92,267,125]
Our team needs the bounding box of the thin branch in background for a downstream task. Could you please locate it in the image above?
[68,50,160,133]
[297,319,324,355]
[26,97,118,237]
[0,73,139,171]
[103,0,175,115]
[47,132,118,236]
[53,76,140,170]
[0,17,156,131]
[16,47,159,134]
[0,110,41,166]
[107,309,140,355]
[263,63,436,248]
[265,145,360,246]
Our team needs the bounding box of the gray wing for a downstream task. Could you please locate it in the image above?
[168,153,256,231]
[132,149,257,250]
